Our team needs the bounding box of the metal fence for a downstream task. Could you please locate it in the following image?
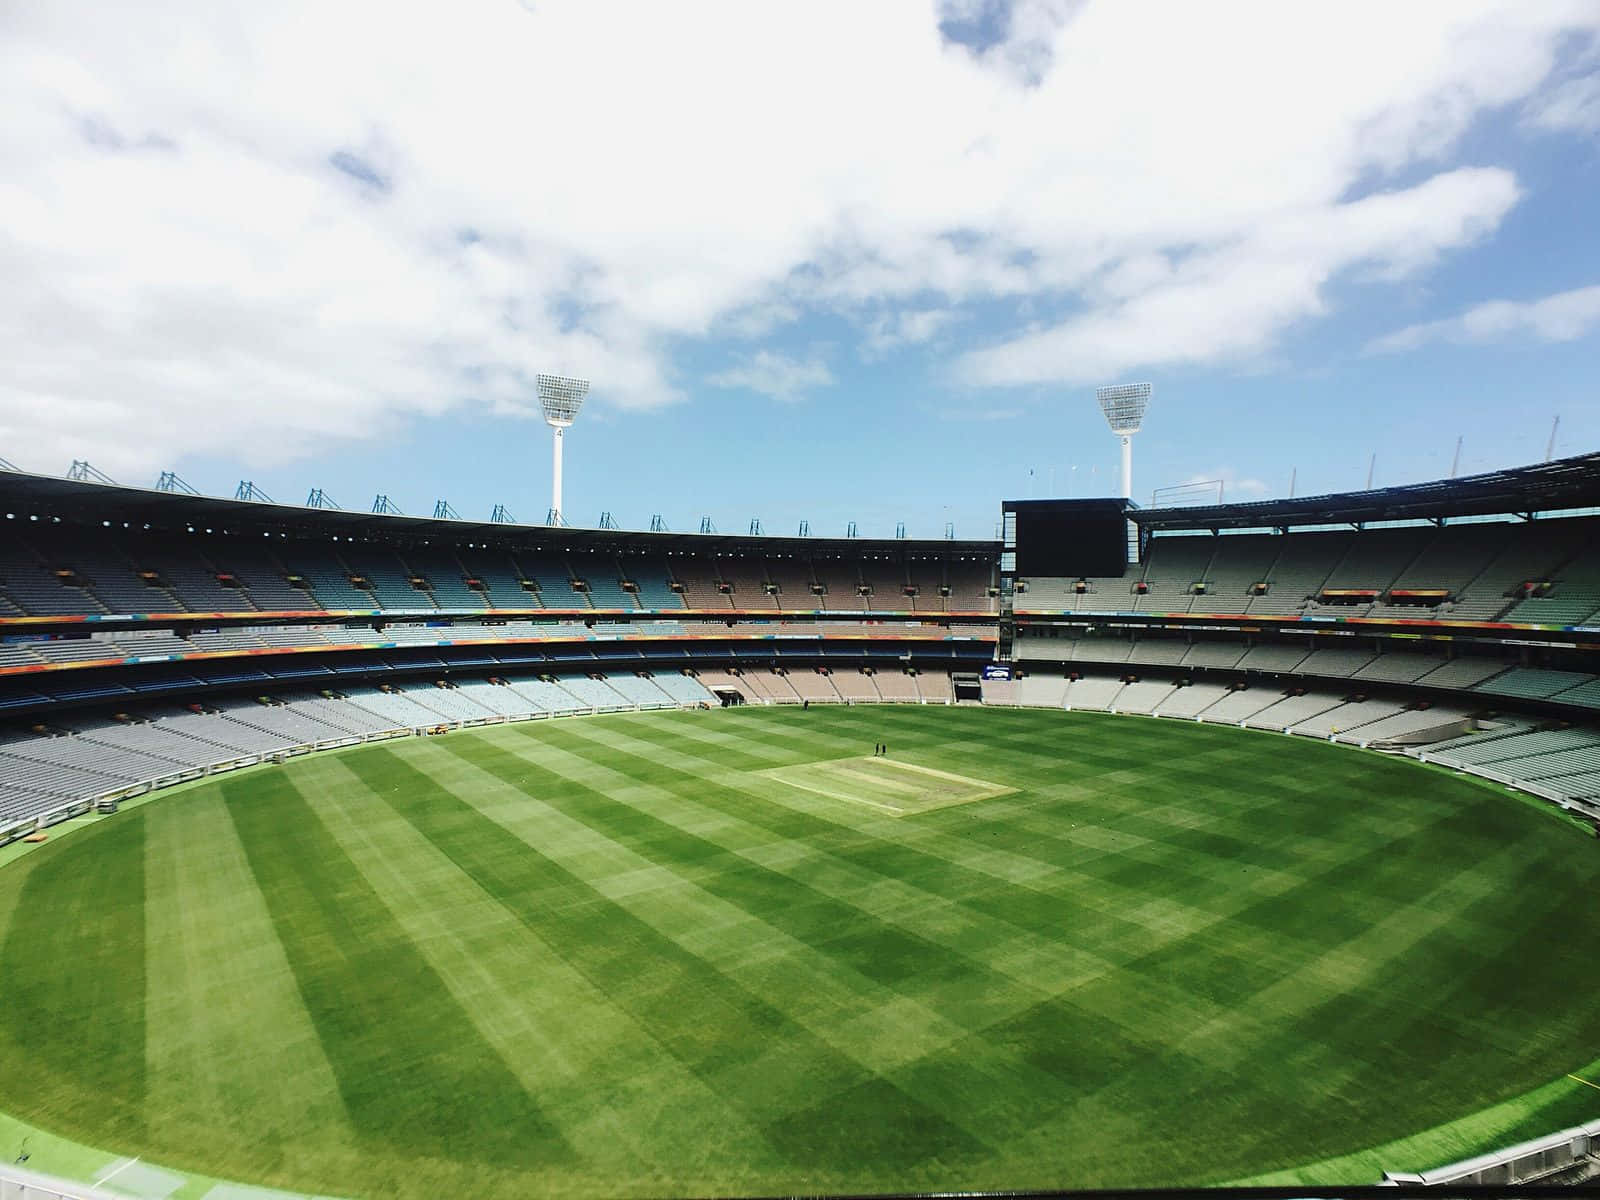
[1382,1117,1600,1185]
[0,1161,122,1200]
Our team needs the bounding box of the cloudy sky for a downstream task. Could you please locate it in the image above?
[4,0,1599,537]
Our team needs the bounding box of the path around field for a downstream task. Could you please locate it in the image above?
[0,1107,334,1199]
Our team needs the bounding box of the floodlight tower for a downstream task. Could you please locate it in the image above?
[537,373,590,525]
[1096,382,1152,501]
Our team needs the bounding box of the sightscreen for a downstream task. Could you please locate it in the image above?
[1010,499,1129,578]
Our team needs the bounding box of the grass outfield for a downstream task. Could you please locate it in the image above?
[0,705,1597,1198]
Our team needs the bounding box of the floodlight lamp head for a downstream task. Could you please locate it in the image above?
[536,373,590,428]
[1096,382,1152,434]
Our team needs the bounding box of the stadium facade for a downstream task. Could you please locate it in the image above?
[3,452,1600,844]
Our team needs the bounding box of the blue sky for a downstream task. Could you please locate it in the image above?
[3,1,1599,539]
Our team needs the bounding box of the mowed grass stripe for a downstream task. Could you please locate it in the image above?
[615,710,811,769]
[384,739,961,1069]
[293,754,750,1177]
[514,721,1121,1000]
[538,713,1590,1183]
[1421,846,1600,1064]
[2,707,1597,1197]
[452,727,1055,1035]
[472,723,1353,1166]
[534,713,1600,1159]
[543,725,1186,968]
[716,719,1457,960]
[585,728,1202,1004]
[142,789,351,1163]
[0,839,36,950]
[0,812,146,1144]
[509,723,1174,1040]
[959,816,1596,1181]
[350,745,991,1170]
[553,736,1183,985]
[223,769,573,1168]
[517,732,1221,1168]
[1240,1051,1600,1185]
[1046,809,1516,1053]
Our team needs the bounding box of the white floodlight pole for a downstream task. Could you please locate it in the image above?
[552,427,565,516]
[1095,383,1153,500]
[536,373,590,524]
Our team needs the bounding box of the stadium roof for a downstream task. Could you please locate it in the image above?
[0,469,996,556]
[1134,450,1600,531]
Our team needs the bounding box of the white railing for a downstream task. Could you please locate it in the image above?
[1383,1116,1599,1185]
[0,1160,125,1199]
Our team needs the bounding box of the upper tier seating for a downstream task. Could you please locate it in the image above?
[1303,528,1433,618]
[1010,518,1600,627]
[1245,531,1349,616]
[1188,534,1282,614]
[399,548,485,611]
[571,553,638,610]
[624,557,687,610]
[0,525,963,619]
[1131,535,1214,613]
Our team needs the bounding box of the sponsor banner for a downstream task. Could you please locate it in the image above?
[0,605,1001,628]
[1011,606,1587,636]
[0,629,996,679]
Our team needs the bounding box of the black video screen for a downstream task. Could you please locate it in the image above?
[1013,501,1128,577]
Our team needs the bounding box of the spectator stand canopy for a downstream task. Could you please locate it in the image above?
[1133,451,1600,532]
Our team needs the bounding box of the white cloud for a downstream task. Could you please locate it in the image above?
[1186,470,1270,499]
[863,308,961,357]
[1525,71,1600,134]
[939,0,1085,86]
[1366,283,1600,354]
[0,0,1596,473]
[708,350,833,402]
[956,168,1521,386]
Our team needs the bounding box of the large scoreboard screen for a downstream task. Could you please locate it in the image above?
[1006,498,1131,578]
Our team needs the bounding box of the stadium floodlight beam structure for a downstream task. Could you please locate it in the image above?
[537,373,590,526]
[1096,382,1152,501]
